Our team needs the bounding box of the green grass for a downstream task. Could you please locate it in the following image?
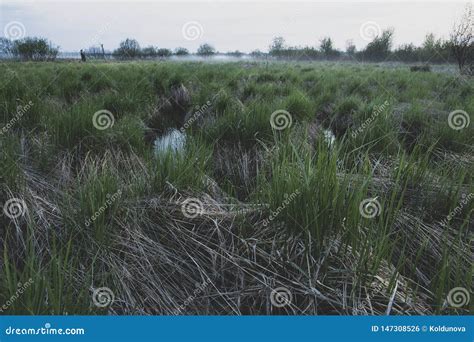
[0,60,472,315]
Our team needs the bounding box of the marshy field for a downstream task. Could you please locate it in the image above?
[0,60,472,315]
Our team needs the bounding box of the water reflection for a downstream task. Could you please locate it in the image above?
[154,129,186,154]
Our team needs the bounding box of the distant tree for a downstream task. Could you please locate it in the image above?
[319,37,333,54]
[113,38,141,59]
[156,48,172,57]
[421,33,450,62]
[450,4,473,74]
[423,33,437,51]
[361,29,394,61]
[319,37,340,58]
[269,36,285,55]
[421,33,437,61]
[197,43,216,56]
[174,47,189,56]
[141,46,157,58]
[11,37,58,61]
[345,40,356,57]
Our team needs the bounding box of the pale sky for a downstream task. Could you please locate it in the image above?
[0,0,470,53]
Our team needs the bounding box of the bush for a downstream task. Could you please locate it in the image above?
[346,40,356,57]
[113,38,141,59]
[11,37,58,61]
[319,37,340,59]
[141,46,157,58]
[197,43,216,56]
[268,36,322,60]
[420,33,451,63]
[360,29,394,61]
[393,44,419,62]
[269,36,285,56]
[156,48,172,57]
[174,47,189,56]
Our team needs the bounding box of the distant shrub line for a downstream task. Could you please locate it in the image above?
[267,32,461,64]
[1,33,468,66]
[0,8,471,74]
[0,37,58,61]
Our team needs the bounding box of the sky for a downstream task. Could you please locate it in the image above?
[0,0,470,53]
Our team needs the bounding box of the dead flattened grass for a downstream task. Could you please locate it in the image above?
[5,151,466,315]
